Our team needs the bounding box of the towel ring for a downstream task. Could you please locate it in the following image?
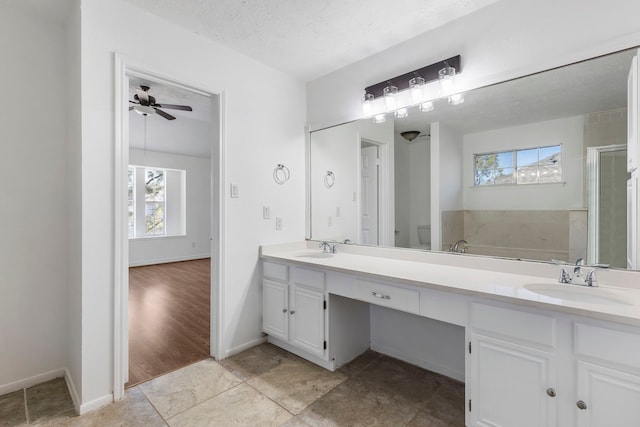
[273,164,290,184]
[324,171,335,188]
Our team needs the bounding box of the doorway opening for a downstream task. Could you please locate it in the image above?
[114,57,223,400]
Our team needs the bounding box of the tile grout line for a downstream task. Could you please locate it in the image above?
[135,386,171,425]
[23,388,29,424]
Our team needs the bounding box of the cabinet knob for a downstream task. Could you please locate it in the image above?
[290,310,295,315]
[546,388,556,397]
[576,400,587,410]
[282,308,287,313]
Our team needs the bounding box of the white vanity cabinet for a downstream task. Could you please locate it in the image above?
[574,323,640,426]
[467,303,558,427]
[262,261,328,362]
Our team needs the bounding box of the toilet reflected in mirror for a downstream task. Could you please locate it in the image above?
[416,224,431,250]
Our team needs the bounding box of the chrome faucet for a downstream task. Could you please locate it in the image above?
[319,241,337,254]
[451,240,468,253]
[555,258,607,287]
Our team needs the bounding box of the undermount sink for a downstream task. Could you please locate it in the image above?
[524,283,632,306]
[294,252,334,259]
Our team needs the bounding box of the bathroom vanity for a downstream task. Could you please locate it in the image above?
[261,242,640,427]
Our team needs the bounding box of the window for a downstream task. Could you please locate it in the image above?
[128,165,186,238]
[474,144,562,186]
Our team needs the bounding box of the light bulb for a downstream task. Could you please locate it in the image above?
[409,76,425,105]
[361,93,374,117]
[395,107,408,119]
[373,113,386,124]
[419,100,434,112]
[383,85,398,112]
[438,66,456,97]
[448,93,464,105]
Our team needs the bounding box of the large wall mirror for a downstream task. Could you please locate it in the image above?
[309,47,639,270]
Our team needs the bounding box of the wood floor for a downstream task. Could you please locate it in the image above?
[127,258,211,388]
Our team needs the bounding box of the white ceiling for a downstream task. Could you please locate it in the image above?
[122,0,500,81]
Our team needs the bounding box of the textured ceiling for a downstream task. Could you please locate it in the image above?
[122,0,500,81]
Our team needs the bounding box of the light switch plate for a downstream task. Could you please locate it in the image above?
[230,183,240,198]
[275,217,283,230]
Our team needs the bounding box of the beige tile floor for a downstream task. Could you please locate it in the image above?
[0,344,464,426]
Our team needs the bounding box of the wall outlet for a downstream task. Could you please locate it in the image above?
[263,206,271,219]
[230,183,240,198]
[275,217,283,230]
[336,206,341,217]
[328,216,332,227]
[191,242,196,248]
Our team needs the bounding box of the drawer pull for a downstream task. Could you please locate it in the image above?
[576,400,587,410]
[371,291,391,300]
[546,388,556,397]
[290,310,296,315]
[282,308,287,313]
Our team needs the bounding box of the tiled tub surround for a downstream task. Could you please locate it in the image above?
[261,241,640,426]
[0,344,464,426]
[441,209,588,263]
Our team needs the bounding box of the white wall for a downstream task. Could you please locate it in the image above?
[307,0,640,131]
[394,139,411,247]
[80,0,306,407]
[431,122,464,251]
[409,139,431,247]
[66,0,82,402]
[128,149,211,266]
[0,4,68,392]
[463,116,584,210]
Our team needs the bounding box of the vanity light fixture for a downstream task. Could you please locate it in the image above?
[362,55,462,122]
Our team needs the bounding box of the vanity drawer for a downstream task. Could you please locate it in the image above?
[263,261,288,282]
[354,279,420,314]
[471,302,556,349]
[293,266,325,291]
[575,323,640,369]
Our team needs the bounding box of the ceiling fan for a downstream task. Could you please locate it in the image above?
[129,85,193,120]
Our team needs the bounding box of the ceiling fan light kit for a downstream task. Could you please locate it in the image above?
[129,85,193,121]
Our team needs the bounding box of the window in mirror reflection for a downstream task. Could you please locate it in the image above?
[474,144,562,186]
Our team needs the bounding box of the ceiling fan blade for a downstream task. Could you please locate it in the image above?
[156,103,193,111]
[135,88,149,104]
[154,108,176,120]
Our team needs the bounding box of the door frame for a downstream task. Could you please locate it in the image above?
[113,54,225,400]
[357,137,392,246]
[586,144,626,264]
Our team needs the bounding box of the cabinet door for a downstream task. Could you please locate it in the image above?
[576,361,640,427]
[468,333,556,427]
[262,280,288,341]
[290,285,325,357]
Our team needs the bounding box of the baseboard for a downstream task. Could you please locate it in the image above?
[129,254,210,267]
[223,336,267,359]
[370,342,465,382]
[63,369,81,414]
[78,393,113,415]
[0,368,66,396]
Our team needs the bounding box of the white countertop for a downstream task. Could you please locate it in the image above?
[261,242,640,326]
